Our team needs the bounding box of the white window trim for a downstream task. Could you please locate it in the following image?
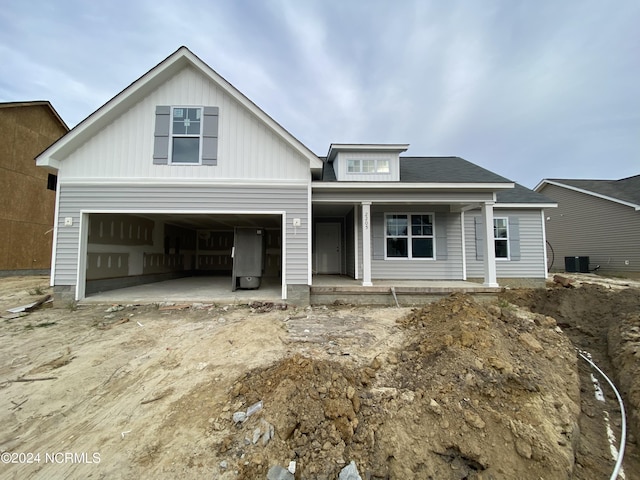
[347,158,390,174]
[384,212,436,260]
[169,106,203,165]
[494,217,510,261]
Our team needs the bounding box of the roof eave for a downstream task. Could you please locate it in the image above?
[326,143,410,162]
[536,179,640,211]
[312,182,515,190]
[495,203,557,209]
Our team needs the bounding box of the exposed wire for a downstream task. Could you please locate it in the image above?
[578,350,627,480]
[546,240,555,271]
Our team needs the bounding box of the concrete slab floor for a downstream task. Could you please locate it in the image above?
[82,276,283,305]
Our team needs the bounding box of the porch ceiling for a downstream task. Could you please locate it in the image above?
[312,204,354,216]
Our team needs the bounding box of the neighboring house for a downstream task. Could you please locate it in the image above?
[535,176,640,274]
[36,47,554,304]
[0,101,68,274]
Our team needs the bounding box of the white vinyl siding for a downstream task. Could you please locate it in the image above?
[60,67,310,181]
[53,183,309,287]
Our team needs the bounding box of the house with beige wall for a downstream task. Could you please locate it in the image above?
[536,176,640,275]
[0,101,68,274]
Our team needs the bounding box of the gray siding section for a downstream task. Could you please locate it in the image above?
[365,206,464,280]
[465,209,546,278]
[54,183,309,286]
[540,184,640,273]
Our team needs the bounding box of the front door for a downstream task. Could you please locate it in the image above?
[316,222,341,274]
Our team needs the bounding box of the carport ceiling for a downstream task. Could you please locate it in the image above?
[136,213,281,230]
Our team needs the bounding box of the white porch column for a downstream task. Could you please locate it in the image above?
[481,201,499,287]
[361,201,373,286]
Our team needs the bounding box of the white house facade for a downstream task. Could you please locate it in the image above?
[37,47,555,304]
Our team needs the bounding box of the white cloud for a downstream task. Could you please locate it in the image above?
[0,0,637,184]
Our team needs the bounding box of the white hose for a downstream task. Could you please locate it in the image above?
[578,351,627,480]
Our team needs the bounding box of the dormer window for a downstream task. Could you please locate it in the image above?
[347,159,390,174]
[327,144,407,181]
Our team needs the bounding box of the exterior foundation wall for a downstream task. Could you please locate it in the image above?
[287,284,310,306]
[467,277,548,289]
[53,285,75,305]
[310,292,499,306]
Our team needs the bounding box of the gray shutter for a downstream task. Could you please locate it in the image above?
[372,211,384,260]
[153,106,170,165]
[435,213,448,260]
[202,106,219,166]
[508,217,521,261]
[474,216,484,260]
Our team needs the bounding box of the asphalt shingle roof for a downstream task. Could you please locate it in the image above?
[497,183,555,204]
[546,176,640,206]
[319,156,554,204]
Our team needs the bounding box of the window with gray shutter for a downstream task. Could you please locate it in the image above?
[202,106,219,165]
[153,105,219,165]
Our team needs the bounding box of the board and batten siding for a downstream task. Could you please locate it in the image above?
[465,209,547,279]
[356,206,464,280]
[540,184,640,273]
[53,183,309,287]
[59,67,310,182]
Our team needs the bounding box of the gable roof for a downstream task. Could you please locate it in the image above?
[536,176,640,210]
[36,46,323,171]
[0,101,69,131]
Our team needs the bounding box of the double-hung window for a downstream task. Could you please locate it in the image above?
[385,213,434,259]
[171,107,202,164]
[153,105,219,166]
[494,217,509,259]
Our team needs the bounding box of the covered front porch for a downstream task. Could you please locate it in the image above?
[312,194,502,288]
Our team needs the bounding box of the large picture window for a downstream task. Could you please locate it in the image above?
[494,217,509,259]
[385,213,434,259]
[171,107,202,164]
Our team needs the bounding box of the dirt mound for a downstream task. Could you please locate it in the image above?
[372,294,580,479]
[220,354,376,479]
[217,294,581,479]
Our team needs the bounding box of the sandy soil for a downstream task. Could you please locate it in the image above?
[0,274,639,479]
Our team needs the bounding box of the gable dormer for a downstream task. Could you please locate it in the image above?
[327,144,409,182]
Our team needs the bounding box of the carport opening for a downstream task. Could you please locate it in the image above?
[84,213,281,297]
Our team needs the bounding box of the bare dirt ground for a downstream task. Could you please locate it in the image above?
[0,274,639,479]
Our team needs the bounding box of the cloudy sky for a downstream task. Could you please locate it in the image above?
[1,0,637,188]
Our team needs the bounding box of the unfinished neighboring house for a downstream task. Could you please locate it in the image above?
[36,47,555,304]
[0,101,68,274]
[535,176,640,274]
